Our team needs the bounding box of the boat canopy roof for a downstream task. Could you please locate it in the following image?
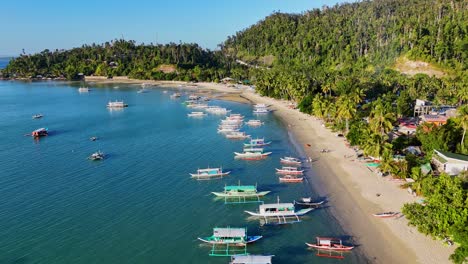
[231,255,273,264]
[198,168,221,173]
[33,128,47,132]
[213,227,246,238]
[260,203,294,210]
[317,237,341,245]
[225,185,256,192]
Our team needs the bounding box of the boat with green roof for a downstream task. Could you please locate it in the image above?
[212,183,270,204]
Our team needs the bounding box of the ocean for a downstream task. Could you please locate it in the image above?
[0,81,366,263]
[0,57,11,69]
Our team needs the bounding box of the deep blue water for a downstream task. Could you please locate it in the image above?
[0,57,11,69]
[0,81,366,263]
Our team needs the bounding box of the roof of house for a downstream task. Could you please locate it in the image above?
[421,115,448,122]
[434,150,468,162]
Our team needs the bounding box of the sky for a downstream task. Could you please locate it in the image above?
[0,0,348,56]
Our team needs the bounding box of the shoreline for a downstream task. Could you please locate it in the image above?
[9,77,453,263]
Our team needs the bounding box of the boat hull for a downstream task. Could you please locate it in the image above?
[245,208,313,217]
[212,191,271,197]
[198,235,263,245]
[190,171,231,179]
[305,243,354,251]
[279,177,304,182]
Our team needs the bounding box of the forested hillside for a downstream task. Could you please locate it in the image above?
[1,40,237,82]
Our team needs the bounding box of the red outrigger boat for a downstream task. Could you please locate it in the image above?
[275,166,304,175]
[306,237,354,252]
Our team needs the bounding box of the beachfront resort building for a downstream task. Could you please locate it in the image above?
[432,150,468,176]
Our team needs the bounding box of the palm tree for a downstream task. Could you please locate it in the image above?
[369,99,395,135]
[337,96,356,134]
[458,105,468,151]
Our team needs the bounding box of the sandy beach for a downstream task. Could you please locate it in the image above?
[85,77,454,263]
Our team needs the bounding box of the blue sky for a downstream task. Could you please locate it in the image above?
[1,0,348,56]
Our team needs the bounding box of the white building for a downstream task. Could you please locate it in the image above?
[432,150,468,176]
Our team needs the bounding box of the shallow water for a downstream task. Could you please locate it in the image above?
[0,81,366,263]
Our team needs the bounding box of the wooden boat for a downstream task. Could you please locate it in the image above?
[234,151,272,160]
[212,184,270,204]
[253,108,270,114]
[275,166,304,175]
[243,147,264,153]
[306,237,354,251]
[107,101,128,108]
[191,103,209,109]
[280,156,301,166]
[279,175,304,183]
[372,212,399,218]
[32,114,43,119]
[245,198,313,224]
[198,227,262,256]
[31,127,48,137]
[190,167,231,179]
[78,87,90,92]
[88,151,104,160]
[294,197,325,207]
[228,114,244,120]
[226,132,250,140]
[218,127,240,133]
[230,255,274,264]
[245,119,264,126]
[244,138,271,147]
[188,111,207,117]
[221,119,243,125]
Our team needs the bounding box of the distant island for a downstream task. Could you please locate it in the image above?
[1,0,467,262]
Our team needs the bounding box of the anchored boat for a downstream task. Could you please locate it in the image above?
[279,175,304,183]
[294,197,325,207]
[212,183,270,204]
[244,138,271,147]
[244,198,314,225]
[226,132,250,140]
[234,151,272,160]
[107,101,128,108]
[188,112,207,117]
[32,114,43,119]
[275,166,304,175]
[280,156,302,166]
[31,127,48,137]
[198,227,262,256]
[88,151,104,160]
[190,167,231,179]
[306,237,354,252]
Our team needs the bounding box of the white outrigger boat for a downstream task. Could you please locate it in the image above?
[245,198,314,225]
[227,114,244,120]
[221,119,243,125]
[218,127,240,133]
[107,100,128,108]
[245,119,264,126]
[276,166,304,175]
[212,183,270,204]
[234,151,272,160]
[226,132,250,140]
[188,111,207,117]
[253,108,270,114]
[32,114,43,119]
[280,156,302,166]
[243,147,264,152]
[244,138,271,147]
[198,227,262,256]
[78,87,90,92]
[230,255,274,264]
[190,167,231,179]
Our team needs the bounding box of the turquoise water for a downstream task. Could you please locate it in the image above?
[0,81,366,263]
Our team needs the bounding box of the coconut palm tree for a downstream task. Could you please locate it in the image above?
[337,96,356,134]
[369,99,396,135]
[458,105,468,151]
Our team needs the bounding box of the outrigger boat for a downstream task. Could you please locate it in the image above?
[253,108,270,114]
[227,114,244,120]
[190,167,231,180]
[244,198,314,225]
[218,127,240,133]
[188,111,207,117]
[245,119,264,126]
[279,175,304,183]
[306,237,354,251]
[107,101,128,108]
[294,197,325,207]
[226,132,250,140]
[234,151,272,160]
[198,227,262,256]
[32,114,43,119]
[230,255,274,264]
[275,166,304,175]
[31,127,48,137]
[243,147,264,153]
[88,151,104,161]
[244,138,271,147]
[212,183,270,204]
[78,87,90,92]
[280,156,302,166]
[372,212,399,218]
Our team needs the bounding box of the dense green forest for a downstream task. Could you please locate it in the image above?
[1,0,467,262]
